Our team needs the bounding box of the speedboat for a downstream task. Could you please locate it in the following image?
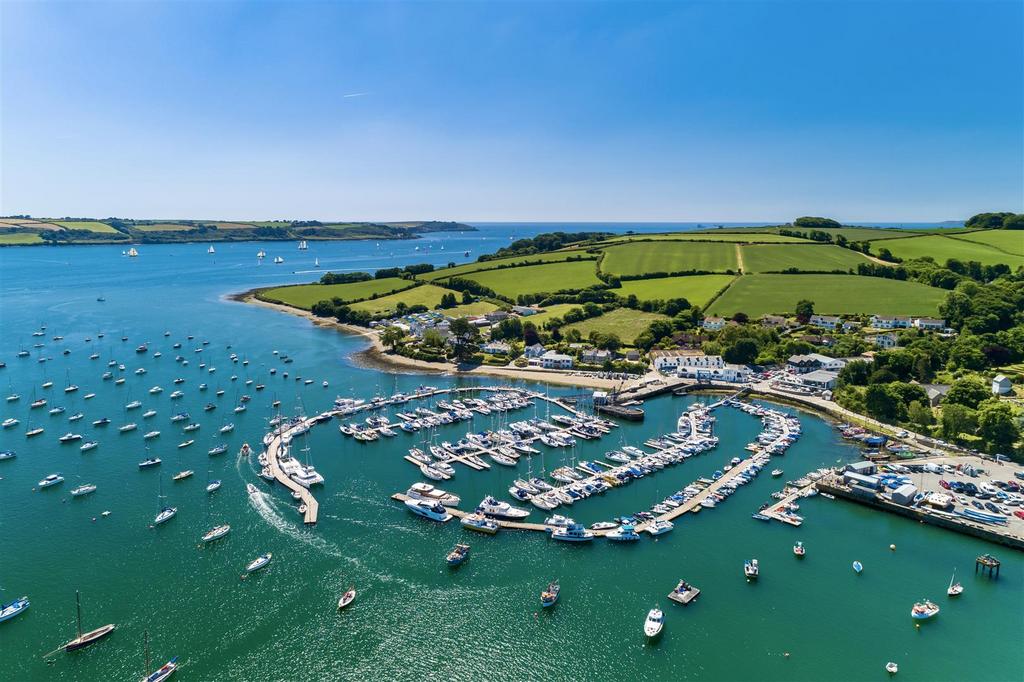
[246,483,260,497]
[206,480,222,493]
[446,544,471,567]
[208,444,228,456]
[39,473,65,488]
[793,541,806,557]
[541,580,560,608]
[911,600,940,620]
[404,498,452,522]
[93,417,111,426]
[59,432,83,443]
[244,553,272,573]
[338,587,356,609]
[201,524,231,543]
[461,512,499,534]
[154,507,177,525]
[744,559,759,579]
[71,483,97,497]
[644,607,664,638]
[771,469,783,477]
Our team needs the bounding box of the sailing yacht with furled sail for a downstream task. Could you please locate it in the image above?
[140,629,178,682]
[56,591,116,652]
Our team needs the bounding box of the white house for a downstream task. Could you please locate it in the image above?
[540,350,573,369]
[650,350,724,373]
[702,316,726,331]
[523,343,546,358]
[786,353,845,374]
[481,340,511,355]
[912,317,946,331]
[679,363,752,383]
[869,333,898,349]
[992,374,1012,396]
[870,315,912,329]
[760,314,791,329]
[810,314,841,330]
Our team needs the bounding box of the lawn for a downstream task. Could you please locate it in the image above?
[614,274,735,306]
[349,284,460,315]
[0,233,44,245]
[563,308,671,346]
[423,251,595,281]
[875,235,1024,268]
[54,220,119,234]
[739,244,872,273]
[260,277,415,309]
[952,230,1024,256]
[458,260,603,296]
[707,274,948,317]
[445,301,499,317]
[602,232,808,244]
[599,241,737,276]
[526,304,588,324]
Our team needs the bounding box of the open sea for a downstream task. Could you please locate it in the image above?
[0,222,1019,682]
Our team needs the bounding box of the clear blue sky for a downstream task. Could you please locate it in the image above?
[2,1,1021,222]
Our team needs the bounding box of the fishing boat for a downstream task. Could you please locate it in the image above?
[201,524,231,543]
[643,607,664,638]
[446,543,471,567]
[141,630,178,682]
[244,553,272,574]
[852,561,864,574]
[541,580,560,608]
[460,512,499,534]
[0,596,29,623]
[744,559,759,579]
[71,484,97,497]
[38,473,65,488]
[667,579,700,605]
[911,599,940,620]
[57,591,116,652]
[947,570,963,597]
[337,587,356,610]
[793,541,806,557]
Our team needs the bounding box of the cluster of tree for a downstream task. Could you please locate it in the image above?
[436,293,459,309]
[941,279,1024,335]
[618,294,693,317]
[39,229,129,243]
[855,258,1013,289]
[309,298,374,326]
[965,212,1024,230]
[444,277,499,301]
[478,232,611,261]
[319,271,372,285]
[542,302,606,331]
[779,228,844,244]
[793,216,842,229]
[523,287,616,307]
[373,263,435,279]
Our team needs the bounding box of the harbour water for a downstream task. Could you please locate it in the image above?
[0,226,1019,682]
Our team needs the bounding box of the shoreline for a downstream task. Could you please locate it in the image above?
[235,293,627,390]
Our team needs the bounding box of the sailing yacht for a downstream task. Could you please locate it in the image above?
[58,591,116,652]
[153,477,177,525]
[141,630,178,682]
[207,245,216,254]
[947,570,963,596]
[298,240,308,250]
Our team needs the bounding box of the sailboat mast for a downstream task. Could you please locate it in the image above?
[144,629,151,676]
[75,590,83,638]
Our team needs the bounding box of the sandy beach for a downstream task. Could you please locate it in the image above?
[236,293,627,390]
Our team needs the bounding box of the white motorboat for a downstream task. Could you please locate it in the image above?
[644,607,664,638]
[404,498,452,522]
[478,495,530,519]
[38,473,65,488]
[550,523,593,542]
[405,482,460,507]
[71,483,97,497]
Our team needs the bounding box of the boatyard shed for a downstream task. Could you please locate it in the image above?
[843,471,880,489]
[845,461,877,476]
[891,483,917,506]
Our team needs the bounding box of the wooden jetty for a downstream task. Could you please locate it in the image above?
[264,426,319,525]
[976,553,1001,577]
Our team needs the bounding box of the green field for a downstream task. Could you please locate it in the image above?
[260,278,414,309]
[349,284,460,315]
[525,304,588,324]
[614,274,735,305]
[0,233,44,245]
[740,244,871,273]
[422,251,594,281]
[952,230,1024,256]
[563,308,671,346]
[458,260,603,296]
[602,232,807,245]
[599,241,737,276]
[708,274,948,317]
[875,235,1024,268]
[54,220,119,234]
[444,301,499,317]
[133,223,197,232]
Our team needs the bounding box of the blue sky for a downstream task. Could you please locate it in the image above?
[2,1,1021,222]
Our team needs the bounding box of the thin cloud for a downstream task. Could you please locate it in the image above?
[343,92,369,98]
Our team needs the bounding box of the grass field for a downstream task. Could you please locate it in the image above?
[260,278,414,309]
[458,260,603,296]
[0,233,44,245]
[599,241,737,276]
[133,223,197,232]
[708,274,947,317]
[422,251,594,281]
[952,230,1024,256]
[444,301,499,317]
[874,235,1024,268]
[563,308,671,346]
[54,220,119,234]
[740,244,871,273]
[602,233,808,244]
[525,304,588,324]
[614,274,735,305]
[349,284,460,315]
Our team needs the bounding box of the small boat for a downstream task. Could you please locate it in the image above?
[154,507,177,525]
[38,473,65,488]
[460,512,499,534]
[59,432,83,443]
[541,579,560,608]
[208,444,228,456]
[550,523,594,543]
[144,430,160,440]
[338,587,356,610]
[771,469,783,477]
[0,596,29,623]
[177,440,194,449]
[0,450,16,461]
[1,418,18,429]
[886,662,899,675]
[141,630,178,682]
[247,483,260,497]
[646,520,674,536]
[119,423,138,433]
[172,470,194,481]
[793,541,805,558]
[590,521,619,531]
[58,591,116,652]
[911,599,939,620]
[607,523,641,542]
[643,607,664,638]
[139,458,162,468]
[852,561,863,574]
[206,480,222,493]
[404,498,452,522]
[219,423,234,434]
[446,544,471,567]
[143,410,157,419]
[244,553,272,574]
[744,559,759,579]
[201,524,231,543]
[71,484,97,497]
[93,417,111,426]
[947,570,963,597]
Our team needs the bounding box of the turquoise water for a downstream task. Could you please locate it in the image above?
[0,231,1019,682]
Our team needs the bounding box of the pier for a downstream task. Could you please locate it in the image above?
[263,424,319,524]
